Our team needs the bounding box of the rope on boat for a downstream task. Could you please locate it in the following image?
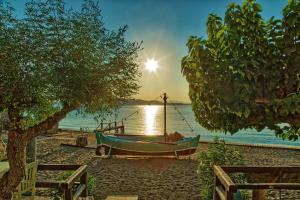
[167,96,195,132]
[122,110,139,121]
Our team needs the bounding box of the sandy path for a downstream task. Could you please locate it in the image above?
[36,134,300,200]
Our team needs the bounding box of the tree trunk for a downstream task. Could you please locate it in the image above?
[0,131,26,200]
[0,104,78,199]
[26,137,37,163]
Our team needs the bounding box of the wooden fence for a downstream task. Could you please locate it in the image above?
[36,164,88,200]
[213,165,300,200]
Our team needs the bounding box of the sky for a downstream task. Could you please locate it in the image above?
[9,0,287,102]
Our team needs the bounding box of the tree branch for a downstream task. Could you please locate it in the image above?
[24,103,80,142]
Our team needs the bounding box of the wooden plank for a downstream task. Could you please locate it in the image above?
[215,186,226,200]
[199,141,300,151]
[214,166,236,192]
[61,143,96,149]
[105,195,138,200]
[222,166,300,173]
[236,183,300,190]
[35,181,63,189]
[38,164,81,171]
[65,165,87,189]
[73,184,86,200]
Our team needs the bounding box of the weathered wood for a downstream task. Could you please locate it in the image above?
[65,165,87,189]
[215,186,226,200]
[36,164,88,200]
[214,166,236,192]
[35,180,63,189]
[214,165,300,200]
[222,166,300,173]
[213,175,221,200]
[38,164,81,171]
[73,184,86,200]
[64,187,73,200]
[105,195,138,200]
[225,191,234,200]
[80,172,88,198]
[236,183,300,190]
[61,143,96,149]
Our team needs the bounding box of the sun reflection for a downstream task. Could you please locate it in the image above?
[144,105,159,135]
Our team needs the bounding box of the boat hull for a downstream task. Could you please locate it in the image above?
[96,144,197,156]
[107,134,165,142]
[94,131,200,156]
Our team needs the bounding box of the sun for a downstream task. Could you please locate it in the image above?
[145,58,158,72]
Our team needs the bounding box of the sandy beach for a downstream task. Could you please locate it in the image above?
[34,132,300,200]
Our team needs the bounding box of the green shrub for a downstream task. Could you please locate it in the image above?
[50,170,96,200]
[198,137,248,200]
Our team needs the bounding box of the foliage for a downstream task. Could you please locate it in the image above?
[50,171,96,200]
[0,0,141,197]
[198,137,247,200]
[0,0,141,130]
[182,0,300,139]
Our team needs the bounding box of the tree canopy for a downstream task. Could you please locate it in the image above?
[182,0,300,140]
[0,0,141,130]
[0,0,141,198]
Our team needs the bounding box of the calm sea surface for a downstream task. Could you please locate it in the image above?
[59,105,300,147]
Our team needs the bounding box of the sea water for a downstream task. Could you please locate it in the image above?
[59,105,300,147]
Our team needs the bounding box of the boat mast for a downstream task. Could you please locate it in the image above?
[163,93,168,139]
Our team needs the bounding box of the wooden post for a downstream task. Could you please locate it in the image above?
[226,191,234,200]
[121,119,124,134]
[163,93,168,142]
[64,187,73,200]
[80,172,88,197]
[100,121,103,130]
[115,121,118,133]
[213,175,221,200]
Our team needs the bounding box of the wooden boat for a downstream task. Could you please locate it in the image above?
[97,93,194,143]
[94,131,200,157]
[107,134,166,142]
[94,93,200,157]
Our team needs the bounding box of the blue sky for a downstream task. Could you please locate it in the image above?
[8,0,287,102]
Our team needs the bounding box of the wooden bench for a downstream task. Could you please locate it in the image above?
[105,195,138,200]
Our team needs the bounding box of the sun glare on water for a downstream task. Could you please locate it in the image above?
[144,105,159,135]
[145,58,158,72]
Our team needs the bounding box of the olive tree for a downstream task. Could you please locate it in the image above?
[0,0,141,198]
[182,0,300,139]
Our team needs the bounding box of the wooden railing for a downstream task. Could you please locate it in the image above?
[213,165,300,200]
[36,164,88,200]
[96,120,125,134]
